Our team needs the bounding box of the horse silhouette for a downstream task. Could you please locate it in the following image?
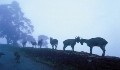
[63,36,80,51]
[79,37,108,56]
[50,37,58,50]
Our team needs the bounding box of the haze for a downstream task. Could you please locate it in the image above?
[0,0,120,57]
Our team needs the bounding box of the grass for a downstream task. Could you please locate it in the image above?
[0,44,120,70]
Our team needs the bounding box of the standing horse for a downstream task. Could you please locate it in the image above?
[50,37,58,50]
[79,37,108,56]
[63,36,80,51]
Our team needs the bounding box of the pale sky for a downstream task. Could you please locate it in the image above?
[0,0,120,57]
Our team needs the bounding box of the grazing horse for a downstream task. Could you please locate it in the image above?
[79,37,108,56]
[50,37,58,50]
[38,39,43,48]
[63,36,80,51]
[31,41,37,48]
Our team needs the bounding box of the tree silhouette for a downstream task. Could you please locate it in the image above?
[0,1,34,45]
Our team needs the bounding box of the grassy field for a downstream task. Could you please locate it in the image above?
[0,44,120,70]
[20,47,120,70]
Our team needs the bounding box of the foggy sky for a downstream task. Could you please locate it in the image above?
[0,0,120,57]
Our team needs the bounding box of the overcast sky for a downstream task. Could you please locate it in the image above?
[0,0,120,57]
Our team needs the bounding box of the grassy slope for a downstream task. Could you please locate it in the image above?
[21,47,120,70]
[0,44,120,70]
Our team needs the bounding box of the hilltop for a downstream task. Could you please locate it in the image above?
[0,44,120,70]
[21,47,120,70]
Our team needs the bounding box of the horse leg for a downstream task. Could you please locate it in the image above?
[100,45,106,56]
[90,46,93,55]
[71,45,74,51]
[63,45,67,51]
[55,45,57,50]
[52,45,54,49]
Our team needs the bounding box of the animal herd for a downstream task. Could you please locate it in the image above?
[22,36,108,56]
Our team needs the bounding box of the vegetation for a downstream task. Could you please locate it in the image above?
[21,47,120,70]
[0,1,34,45]
[0,44,120,70]
[0,1,119,70]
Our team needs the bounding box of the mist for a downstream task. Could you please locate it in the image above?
[0,0,120,57]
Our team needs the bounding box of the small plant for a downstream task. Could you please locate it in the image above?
[14,51,20,63]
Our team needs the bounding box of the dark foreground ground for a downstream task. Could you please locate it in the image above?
[0,44,120,70]
[21,47,120,70]
[0,44,53,70]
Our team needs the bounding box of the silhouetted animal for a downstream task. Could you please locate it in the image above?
[79,37,108,56]
[22,41,27,47]
[63,36,80,51]
[0,52,5,58]
[14,52,20,63]
[38,39,43,48]
[50,37,58,50]
[31,41,37,48]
